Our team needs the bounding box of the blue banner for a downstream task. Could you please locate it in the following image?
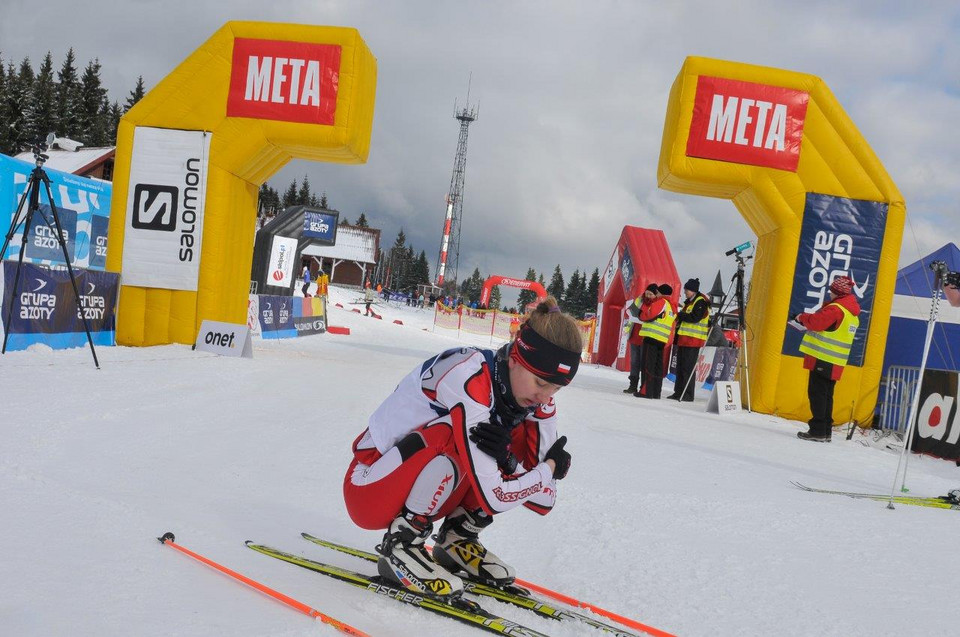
[782,193,888,367]
[0,154,112,270]
[619,249,635,295]
[24,205,77,262]
[302,209,338,244]
[258,295,297,339]
[1,262,119,350]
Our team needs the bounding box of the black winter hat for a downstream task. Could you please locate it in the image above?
[684,278,700,293]
[645,283,659,294]
[658,284,673,296]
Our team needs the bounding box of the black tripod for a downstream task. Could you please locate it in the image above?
[0,135,100,368]
[730,252,752,411]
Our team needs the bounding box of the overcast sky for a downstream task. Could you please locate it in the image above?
[3,1,958,301]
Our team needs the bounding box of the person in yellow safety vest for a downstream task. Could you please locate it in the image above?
[636,284,676,399]
[622,283,659,395]
[668,278,710,402]
[793,275,861,442]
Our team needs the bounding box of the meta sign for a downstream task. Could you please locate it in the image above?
[228,38,341,125]
[687,76,810,172]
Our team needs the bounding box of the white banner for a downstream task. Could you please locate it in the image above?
[195,320,253,358]
[121,127,210,290]
[267,235,298,289]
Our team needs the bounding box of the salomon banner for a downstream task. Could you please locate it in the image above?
[293,296,327,336]
[267,235,298,289]
[782,193,888,367]
[0,154,112,270]
[0,262,119,350]
[911,370,960,462]
[302,210,338,244]
[120,127,210,290]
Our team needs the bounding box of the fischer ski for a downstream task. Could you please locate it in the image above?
[301,533,641,637]
[245,541,551,637]
[791,482,960,510]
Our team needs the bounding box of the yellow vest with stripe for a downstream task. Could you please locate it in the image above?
[676,295,711,341]
[622,296,643,334]
[639,299,675,343]
[798,303,859,367]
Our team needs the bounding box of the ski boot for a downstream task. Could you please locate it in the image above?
[376,508,463,599]
[433,507,515,587]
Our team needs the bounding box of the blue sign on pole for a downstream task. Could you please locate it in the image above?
[783,193,888,367]
[302,210,338,245]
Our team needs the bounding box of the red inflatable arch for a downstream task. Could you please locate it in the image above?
[594,226,681,370]
[479,276,546,308]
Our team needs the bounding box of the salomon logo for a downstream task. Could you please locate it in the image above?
[132,184,178,231]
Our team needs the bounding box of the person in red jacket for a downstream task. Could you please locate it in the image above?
[622,283,658,394]
[793,276,861,442]
[669,278,710,402]
[636,284,675,399]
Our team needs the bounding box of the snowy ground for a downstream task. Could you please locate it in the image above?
[2,284,958,637]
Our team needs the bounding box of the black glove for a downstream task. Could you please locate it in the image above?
[469,421,518,474]
[544,436,571,480]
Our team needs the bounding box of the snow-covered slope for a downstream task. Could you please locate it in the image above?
[2,285,957,636]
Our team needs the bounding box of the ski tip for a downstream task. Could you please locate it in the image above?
[244,540,256,546]
[157,532,175,544]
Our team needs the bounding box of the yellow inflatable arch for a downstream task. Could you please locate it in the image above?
[658,57,904,425]
[106,21,376,346]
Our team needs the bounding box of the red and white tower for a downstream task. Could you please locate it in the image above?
[435,96,478,288]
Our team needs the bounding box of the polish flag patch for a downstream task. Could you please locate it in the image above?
[557,363,571,374]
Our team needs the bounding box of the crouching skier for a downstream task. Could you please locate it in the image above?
[342,296,581,600]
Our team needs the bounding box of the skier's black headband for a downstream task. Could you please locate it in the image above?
[510,324,580,386]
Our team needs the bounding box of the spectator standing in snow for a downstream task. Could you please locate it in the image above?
[793,276,861,442]
[669,278,710,402]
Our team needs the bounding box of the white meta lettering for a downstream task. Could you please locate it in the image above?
[245,56,272,101]
[752,101,773,146]
[707,94,738,143]
[707,93,790,151]
[271,57,289,103]
[765,104,787,150]
[287,58,305,103]
[734,98,755,146]
[300,60,321,106]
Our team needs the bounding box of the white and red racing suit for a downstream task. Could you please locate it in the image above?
[343,346,559,530]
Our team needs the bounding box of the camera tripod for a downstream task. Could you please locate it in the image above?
[0,135,100,368]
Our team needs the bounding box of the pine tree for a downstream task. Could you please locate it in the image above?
[564,269,582,316]
[586,267,600,314]
[297,174,312,205]
[319,191,328,208]
[338,215,350,225]
[415,250,430,286]
[55,49,81,138]
[517,267,538,308]
[355,213,369,227]
[5,59,34,154]
[79,59,109,145]
[489,286,501,311]
[0,58,9,154]
[108,101,122,143]
[124,75,145,112]
[281,179,298,208]
[30,53,56,143]
[547,265,565,302]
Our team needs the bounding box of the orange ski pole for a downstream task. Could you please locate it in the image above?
[158,532,369,637]
[513,577,676,637]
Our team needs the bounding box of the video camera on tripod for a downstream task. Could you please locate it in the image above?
[929,260,960,288]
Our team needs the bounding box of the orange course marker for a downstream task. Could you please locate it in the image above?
[158,532,369,637]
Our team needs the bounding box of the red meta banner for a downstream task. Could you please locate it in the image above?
[228,38,341,125]
[686,76,809,172]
